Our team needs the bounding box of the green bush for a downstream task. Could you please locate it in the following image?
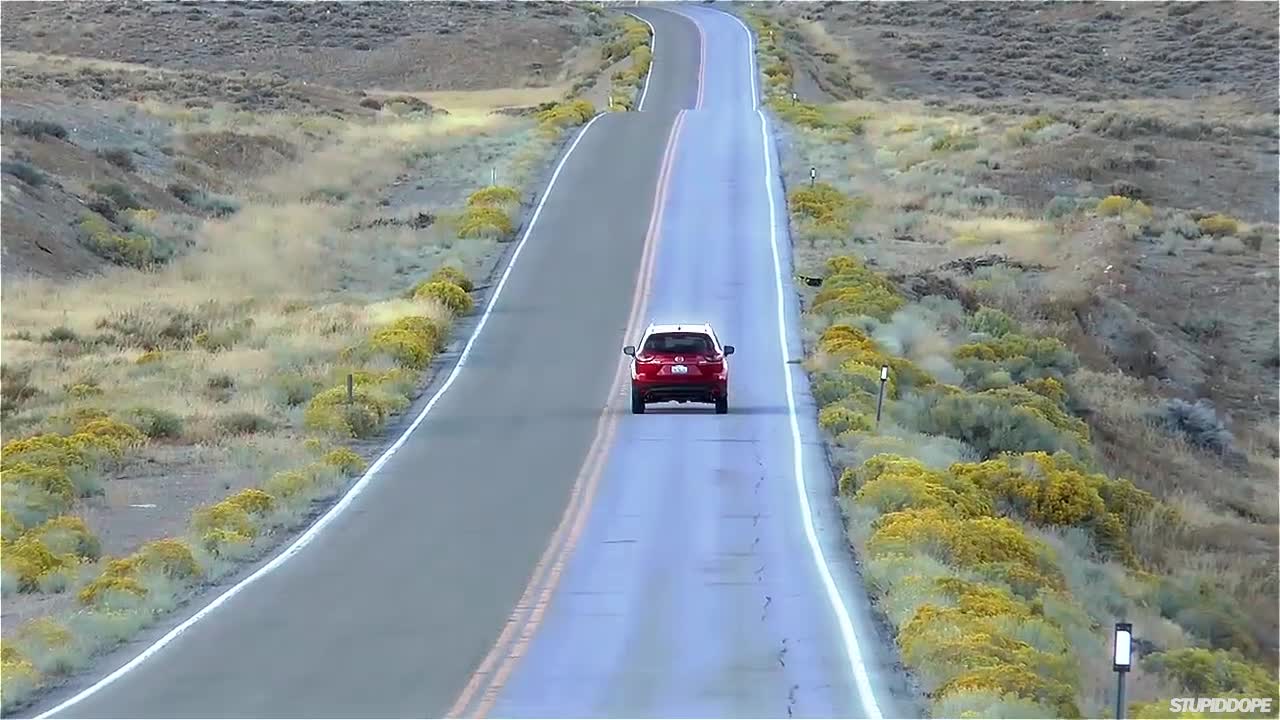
[79,215,158,268]
[968,306,1018,338]
[1140,647,1277,699]
[919,391,1088,461]
[216,411,275,435]
[303,384,407,439]
[126,406,184,439]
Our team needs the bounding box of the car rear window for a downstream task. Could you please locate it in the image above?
[642,332,714,354]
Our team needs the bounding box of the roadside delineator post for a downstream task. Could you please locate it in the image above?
[809,167,816,186]
[792,91,798,105]
[346,373,354,405]
[1114,622,1133,719]
[875,364,889,428]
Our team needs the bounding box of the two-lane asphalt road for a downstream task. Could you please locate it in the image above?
[30,7,907,720]
[454,7,907,718]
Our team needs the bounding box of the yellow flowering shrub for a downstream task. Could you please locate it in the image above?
[789,183,853,228]
[456,205,512,239]
[13,617,73,650]
[838,360,900,400]
[817,324,880,357]
[427,265,473,292]
[465,186,519,208]
[1196,213,1239,237]
[2,534,75,592]
[1,434,93,471]
[29,515,100,559]
[413,280,473,316]
[303,384,407,439]
[224,488,274,516]
[850,454,994,518]
[77,559,149,605]
[261,463,337,502]
[982,386,1090,446]
[868,508,1062,587]
[810,257,905,321]
[899,597,1080,717]
[1,463,75,504]
[1023,376,1067,404]
[79,538,200,604]
[888,356,936,391]
[368,316,443,370]
[818,405,873,435]
[74,418,146,453]
[814,284,905,322]
[191,500,256,540]
[1,643,40,704]
[322,448,366,476]
[134,538,201,579]
[1096,195,1151,219]
[535,99,595,133]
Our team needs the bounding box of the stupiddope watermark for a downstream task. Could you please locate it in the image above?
[1170,698,1274,714]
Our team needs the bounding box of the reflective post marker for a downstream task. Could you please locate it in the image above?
[1114,622,1133,719]
[875,365,889,428]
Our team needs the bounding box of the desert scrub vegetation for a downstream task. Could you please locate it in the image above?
[795,253,1278,716]
[0,64,606,710]
[604,16,653,112]
[755,10,1279,699]
[745,11,868,137]
[0,438,369,711]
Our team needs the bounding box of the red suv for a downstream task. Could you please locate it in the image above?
[623,323,734,414]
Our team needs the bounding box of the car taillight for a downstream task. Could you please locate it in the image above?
[636,354,655,364]
[698,354,722,364]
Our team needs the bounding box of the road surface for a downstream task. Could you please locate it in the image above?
[31,6,907,719]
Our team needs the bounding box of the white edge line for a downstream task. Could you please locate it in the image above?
[717,7,886,720]
[625,11,657,112]
[33,110,612,720]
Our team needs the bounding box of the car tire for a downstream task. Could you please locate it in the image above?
[715,393,728,415]
[631,390,645,414]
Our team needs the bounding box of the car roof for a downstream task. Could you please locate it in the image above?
[644,323,715,335]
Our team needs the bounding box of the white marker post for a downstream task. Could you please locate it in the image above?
[1114,622,1133,720]
[875,365,889,428]
[809,166,816,187]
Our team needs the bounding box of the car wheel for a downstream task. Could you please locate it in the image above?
[631,390,645,414]
[715,393,728,415]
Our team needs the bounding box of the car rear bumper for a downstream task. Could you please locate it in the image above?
[632,380,726,403]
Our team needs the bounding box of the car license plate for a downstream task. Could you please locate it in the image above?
[672,365,688,374]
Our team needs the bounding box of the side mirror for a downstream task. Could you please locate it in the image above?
[723,345,735,356]
[622,345,636,356]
